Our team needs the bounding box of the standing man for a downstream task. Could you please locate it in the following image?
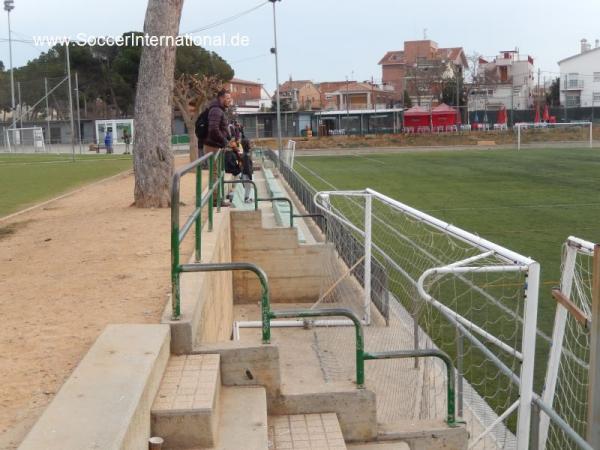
[123,128,131,154]
[204,89,233,206]
[104,127,113,154]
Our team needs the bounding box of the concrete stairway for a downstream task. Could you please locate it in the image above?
[151,354,269,450]
[151,352,354,450]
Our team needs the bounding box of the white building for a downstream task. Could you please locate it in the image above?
[468,50,535,111]
[558,39,600,108]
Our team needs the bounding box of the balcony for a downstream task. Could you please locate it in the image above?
[563,78,584,90]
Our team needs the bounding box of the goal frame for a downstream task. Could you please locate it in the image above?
[516,121,593,151]
[539,236,597,449]
[5,127,47,153]
[314,188,540,448]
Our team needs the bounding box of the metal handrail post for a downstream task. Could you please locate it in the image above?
[267,308,365,386]
[171,172,182,319]
[208,155,214,231]
[195,165,202,262]
[220,151,225,204]
[363,349,457,426]
[216,152,222,213]
[257,196,294,227]
[179,262,270,340]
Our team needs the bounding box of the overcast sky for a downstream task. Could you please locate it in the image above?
[1,0,599,92]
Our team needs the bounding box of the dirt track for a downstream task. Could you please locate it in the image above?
[0,159,195,449]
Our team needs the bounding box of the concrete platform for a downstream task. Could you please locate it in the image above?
[18,324,170,450]
[347,443,409,450]
[151,354,221,448]
[204,386,268,450]
[269,413,347,449]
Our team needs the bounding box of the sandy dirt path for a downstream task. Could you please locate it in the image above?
[0,158,198,449]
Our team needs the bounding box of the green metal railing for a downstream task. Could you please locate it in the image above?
[171,150,225,319]
[257,196,294,227]
[180,262,269,325]
[259,303,457,426]
[262,306,366,387]
[363,349,457,427]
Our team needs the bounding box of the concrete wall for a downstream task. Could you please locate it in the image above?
[230,210,328,304]
[163,209,234,354]
[19,325,170,450]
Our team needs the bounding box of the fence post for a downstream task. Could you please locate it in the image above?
[587,245,600,447]
[364,193,372,325]
[530,400,541,450]
[516,262,540,448]
[456,328,464,417]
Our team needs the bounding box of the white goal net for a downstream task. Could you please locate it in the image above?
[311,188,540,449]
[4,127,47,153]
[539,236,596,450]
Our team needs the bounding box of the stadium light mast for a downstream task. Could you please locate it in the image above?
[269,0,283,153]
[4,0,16,130]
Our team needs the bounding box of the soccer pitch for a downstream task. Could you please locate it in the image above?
[295,146,600,391]
[0,154,132,217]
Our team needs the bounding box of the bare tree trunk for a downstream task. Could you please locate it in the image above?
[186,117,199,161]
[133,0,184,207]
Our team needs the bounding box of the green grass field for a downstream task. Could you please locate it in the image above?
[295,147,600,396]
[0,154,132,217]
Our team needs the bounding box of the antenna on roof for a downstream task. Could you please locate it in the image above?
[423,28,428,39]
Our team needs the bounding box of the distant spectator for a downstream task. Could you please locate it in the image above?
[241,135,253,203]
[104,128,113,154]
[122,129,131,154]
[224,138,241,202]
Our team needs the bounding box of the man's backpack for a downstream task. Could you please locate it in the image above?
[195,105,216,142]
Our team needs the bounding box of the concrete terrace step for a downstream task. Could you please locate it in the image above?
[151,354,221,449]
[203,386,269,450]
[231,182,255,211]
[269,413,347,449]
[263,168,306,244]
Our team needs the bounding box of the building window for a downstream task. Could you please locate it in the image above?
[595,72,600,83]
[594,92,600,103]
[566,94,581,107]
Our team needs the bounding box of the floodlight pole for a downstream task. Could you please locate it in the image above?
[75,72,82,153]
[269,0,283,153]
[17,81,22,128]
[44,77,50,147]
[65,43,75,161]
[5,0,16,130]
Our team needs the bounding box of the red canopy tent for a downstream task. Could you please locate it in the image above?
[431,103,461,127]
[403,106,431,129]
[403,104,460,131]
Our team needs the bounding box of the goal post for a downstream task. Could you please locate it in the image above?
[313,188,540,448]
[539,236,597,449]
[4,127,47,153]
[516,122,593,150]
